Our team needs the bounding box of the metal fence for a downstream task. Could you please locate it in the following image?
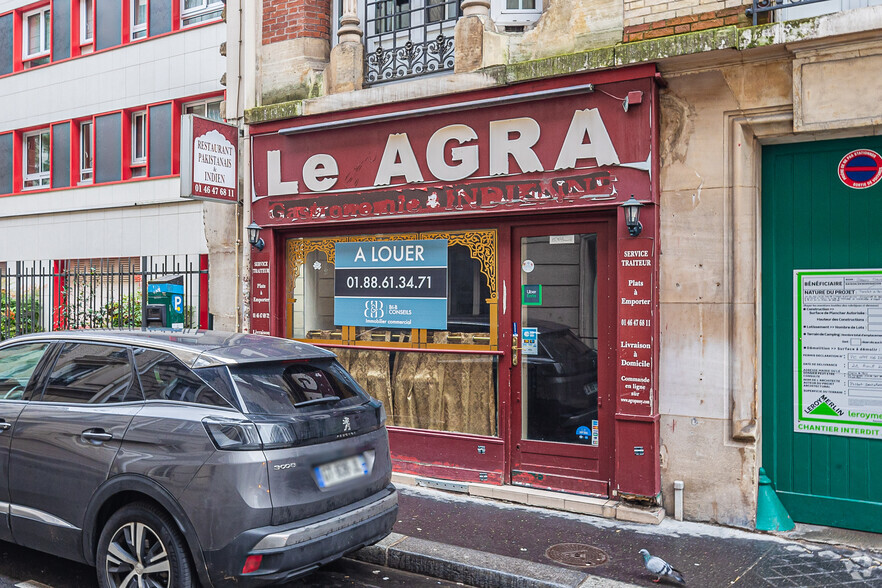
[0,255,209,340]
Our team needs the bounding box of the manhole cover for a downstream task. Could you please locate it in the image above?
[545,543,608,567]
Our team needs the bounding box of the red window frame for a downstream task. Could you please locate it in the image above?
[1,92,222,197]
[0,0,220,78]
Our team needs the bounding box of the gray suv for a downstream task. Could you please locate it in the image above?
[0,330,397,587]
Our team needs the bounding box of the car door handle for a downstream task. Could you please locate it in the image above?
[0,422,11,432]
[81,430,113,442]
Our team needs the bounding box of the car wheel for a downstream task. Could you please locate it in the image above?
[96,503,194,588]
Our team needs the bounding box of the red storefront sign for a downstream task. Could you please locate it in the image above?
[250,252,273,336]
[617,238,655,416]
[250,71,657,226]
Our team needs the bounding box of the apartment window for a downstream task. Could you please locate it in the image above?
[181,0,224,26]
[375,0,410,32]
[131,112,147,177]
[183,99,223,121]
[81,0,94,44]
[490,0,541,28]
[80,121,93,184]
[23,6,51,67]
[131,0,148,40]
[24,130,51,189]
[363,0,459,85]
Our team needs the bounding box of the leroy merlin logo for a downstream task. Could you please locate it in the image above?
[805,394,844,417]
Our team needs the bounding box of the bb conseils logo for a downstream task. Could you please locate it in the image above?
[838,149,882,189]
[364,300,384,319]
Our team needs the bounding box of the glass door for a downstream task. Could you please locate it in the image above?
[510,222,613,496]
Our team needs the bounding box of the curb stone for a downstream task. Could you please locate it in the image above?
[350,533,640,588]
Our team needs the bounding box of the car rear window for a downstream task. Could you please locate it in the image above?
[539,329,595,374]
[229,359,367,415]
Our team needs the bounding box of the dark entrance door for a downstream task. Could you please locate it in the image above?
[762,136,882,532]
[509,221,615,496]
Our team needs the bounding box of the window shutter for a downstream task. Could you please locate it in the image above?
[95,113,122,183]
[150,0,173,36]
[0,133,12,195]
[95,0,122,50]
[51,122,71,188]
[0,15,12,75]
[51,0,71,60]
[149,103,173,177]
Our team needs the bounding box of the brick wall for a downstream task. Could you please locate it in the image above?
[263,0,332,44]
[624,2,760,42]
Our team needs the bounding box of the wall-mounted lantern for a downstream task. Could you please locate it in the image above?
[621,196,644,237]
[247,221,265,251]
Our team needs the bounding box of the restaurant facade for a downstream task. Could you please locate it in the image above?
[246,66,663,501]
[228,0,882,531]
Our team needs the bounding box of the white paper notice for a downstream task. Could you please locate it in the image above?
[795,270,882,439]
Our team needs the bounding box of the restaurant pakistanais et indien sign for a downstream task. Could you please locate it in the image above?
[180,114,239,204]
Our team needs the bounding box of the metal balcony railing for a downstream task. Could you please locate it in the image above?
[364,0,460,85]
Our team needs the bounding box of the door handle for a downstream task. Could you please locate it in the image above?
[81,430,113,442]
[0,422,10,432]
[512,333,519,366]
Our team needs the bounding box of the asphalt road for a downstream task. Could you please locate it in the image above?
[0,539,467,588]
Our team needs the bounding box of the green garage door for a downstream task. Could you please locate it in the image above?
[762,136,882,532]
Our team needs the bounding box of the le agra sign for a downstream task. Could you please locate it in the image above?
[250,77,655,225]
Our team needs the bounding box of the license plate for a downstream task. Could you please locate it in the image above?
[315,455,368,488]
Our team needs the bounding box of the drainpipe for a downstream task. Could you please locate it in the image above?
[673,480,684,521]
[226,0,258,333]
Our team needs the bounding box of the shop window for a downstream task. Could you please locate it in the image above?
[80,0,94,50]
[286,230,499,437]
[183,98,223,121]
[22,6,51,68]
[131,111,147,177]
[23,129,50,189]
[80,121,93,184]
[181,0,223,27]
[131,0,148,40]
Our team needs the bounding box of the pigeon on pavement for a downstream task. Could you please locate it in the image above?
[639,549,686,584]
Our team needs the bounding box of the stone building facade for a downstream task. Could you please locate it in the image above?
[227,0,882,531]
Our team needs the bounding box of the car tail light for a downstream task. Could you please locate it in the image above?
[203,417,299,450]
[242,554,263,574]
[202,417,262,451]
[254,421,297,449]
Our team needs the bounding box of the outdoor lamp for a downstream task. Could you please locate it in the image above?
[621,196,644,237]
[247,221,265,251]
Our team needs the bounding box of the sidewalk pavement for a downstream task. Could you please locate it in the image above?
[350,480,882,588]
